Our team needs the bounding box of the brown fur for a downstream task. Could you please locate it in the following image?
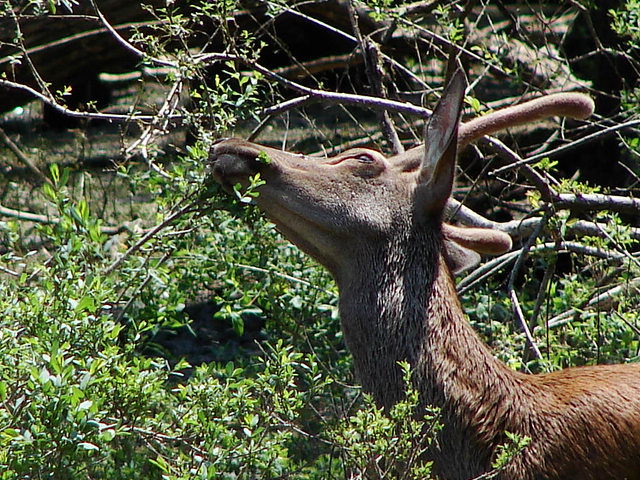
[208,76,640,479]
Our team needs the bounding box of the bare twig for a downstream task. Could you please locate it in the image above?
[0,21,154,69]
[507,210,551,361]
[0,127,52,185]
[6,7,54,101]
[347,0,403,154]
[510,288,543,361]
[88,0,175,68]
[0,202,129,235]
[195,52,434,118]
[480,136,555,201]
[103,200,198,275]
[124,76,185,174]
[491,118,640,175]
[547,277,640,329]
[0,78,175,123]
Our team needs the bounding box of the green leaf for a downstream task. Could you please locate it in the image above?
[78,442,99,451]
[75,295,96,313]
[49,163,60,184]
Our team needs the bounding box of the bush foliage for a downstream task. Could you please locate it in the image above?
[0,0,638,478]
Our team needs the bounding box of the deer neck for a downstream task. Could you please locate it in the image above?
[336,224,526,470]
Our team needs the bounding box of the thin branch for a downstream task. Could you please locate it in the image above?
[88,0,175,68]
[124,75,185,174]
[0,264,19,277]
[568,219,640,241]
[347,0,403,154]
[0,21,154,69]
[507,210,551,361]
[0,126,52,185]
[7,7,53,100]
[480,136,555,201]
[234,263,337,297]
[491,118,640,175]
[547,277,640,329]
[0,78,176,123]
[0,203,129,235]
[457,250,519,294]
[553,192,640,215]
[195,52,434,118]
[523,254,557,364]
[510,289,543,360]
[103,201,198,275]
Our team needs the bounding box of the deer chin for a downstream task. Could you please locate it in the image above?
[254,188,347,275]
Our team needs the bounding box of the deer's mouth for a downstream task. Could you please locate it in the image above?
[209,140,266,191]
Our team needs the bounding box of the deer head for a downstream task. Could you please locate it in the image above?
[209,71,512,283]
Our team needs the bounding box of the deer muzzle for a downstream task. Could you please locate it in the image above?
[208,139,266,191]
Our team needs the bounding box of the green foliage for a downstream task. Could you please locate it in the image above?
[433,4,465,42]
[328,362,438,479]
[363,0,397,21]
[492,432,531,471]
[610,0,640,44]
[1,0,639,478]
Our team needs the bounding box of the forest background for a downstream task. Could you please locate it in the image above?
[0,0,639,478]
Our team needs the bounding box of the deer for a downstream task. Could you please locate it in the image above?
[208,71,640,480]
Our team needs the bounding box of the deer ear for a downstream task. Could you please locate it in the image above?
[443,223,513,255]
[443,223,513,275]
[444,239,481,275]
[418,70,466,215]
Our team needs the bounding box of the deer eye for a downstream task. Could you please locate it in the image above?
[352,153,375,164]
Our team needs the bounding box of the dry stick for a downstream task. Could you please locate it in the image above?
[0,78,169,123]
[449,191,640,239]
[548,277,640,329]
[553,192,640,215]
[479,136,555,201]
[458,241,628,294]
[570,219,640,241]
[7,7,54,101]
[507,210,553,361]
[0,20,155,69]
[196,52,434,118]
[491,118,640,175]
[90,0,184,172]
[347,0,404,155]
[88,0,175,68]
[523,254,557,365]
[124,76,185,174]
[0,263,19,277]
[0,203,58,225]
[1,6,177,124]
[0,202,126,235]
[281,4,431,90]
[458,250,520,294]
[103,201,197,275]
[0,127,52,185]
[613,310,640,340]
[402,18,511,79]
[0,48,432,127]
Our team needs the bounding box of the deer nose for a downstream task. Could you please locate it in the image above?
[208,143,262,190]
[210,152,255,182]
